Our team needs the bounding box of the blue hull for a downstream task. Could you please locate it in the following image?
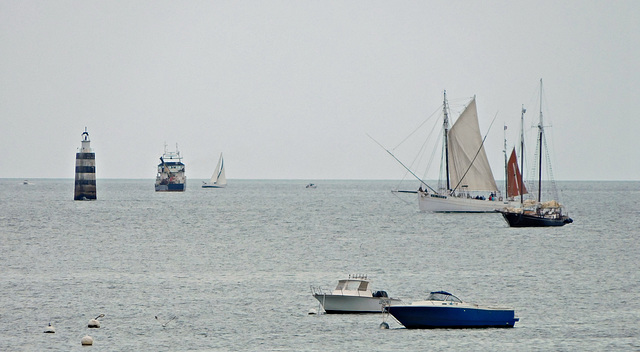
[155,183,185,192]
[387,305,518,329]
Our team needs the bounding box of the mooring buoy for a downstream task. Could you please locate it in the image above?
[88,314,104,328]
[43,323,55,333]
[81,335,93,345]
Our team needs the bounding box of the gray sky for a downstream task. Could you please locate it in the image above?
[1,1,638,180]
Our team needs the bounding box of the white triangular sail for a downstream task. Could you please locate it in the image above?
[203,153,226,188]
[447,98,499,192]
[210,153,226,186]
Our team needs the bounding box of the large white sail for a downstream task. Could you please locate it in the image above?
[216,153,226,186]
[203,153,226,188]
[447,98,498,192]
[211,153,226,186]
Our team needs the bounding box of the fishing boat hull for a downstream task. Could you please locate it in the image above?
[155,183,186,192]
[419,192,517,213]
[387,305,519,329]
[313,294,402,314]
[499,210,573,227]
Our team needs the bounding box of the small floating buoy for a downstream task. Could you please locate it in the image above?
[308,308,317,315]
[81,335,93,345]
[44,323,55,333]
[88,314,104,328]
[379,322,390,329]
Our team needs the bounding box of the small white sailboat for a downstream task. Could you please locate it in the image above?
[202,153,227,188]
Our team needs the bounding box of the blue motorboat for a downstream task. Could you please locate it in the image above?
[386,291,518,329]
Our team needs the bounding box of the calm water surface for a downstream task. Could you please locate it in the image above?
[1,179,638,351]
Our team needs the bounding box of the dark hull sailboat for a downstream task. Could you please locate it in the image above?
[499,80,572,228]
[500,210,573,227]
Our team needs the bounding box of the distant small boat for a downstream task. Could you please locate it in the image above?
[202,153,226,188]
[386,291,519,329]
[23,180,29,185]
[311,274,402,313]
[305,183,317,189]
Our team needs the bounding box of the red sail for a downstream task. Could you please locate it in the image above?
[507,148,527,198]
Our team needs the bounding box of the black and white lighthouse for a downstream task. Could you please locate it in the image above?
[74,128,97,200]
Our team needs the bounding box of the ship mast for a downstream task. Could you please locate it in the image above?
[503,124,508,198]
[520,105,526,205]
[442,90,451,192]
[537,79,544,203]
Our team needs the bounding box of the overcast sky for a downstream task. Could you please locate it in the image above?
[1,1,638,181]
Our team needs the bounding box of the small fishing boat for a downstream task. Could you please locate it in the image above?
[202,153,226,188]
[305,183,317,189]
[386,291,519,329]
[311,275,402,313]
[155,144,186,192]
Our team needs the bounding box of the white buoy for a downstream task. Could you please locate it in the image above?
[81,335,93,345]
[88,314,104,328]
[308,308,317,315]
[44,323,55,333]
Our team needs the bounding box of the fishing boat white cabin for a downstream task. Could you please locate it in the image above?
[311,275,402,314]
[202,153,226,188]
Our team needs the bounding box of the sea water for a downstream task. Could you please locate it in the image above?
[1,179,638,351]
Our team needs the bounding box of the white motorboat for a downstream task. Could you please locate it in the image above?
[311,275,402,313]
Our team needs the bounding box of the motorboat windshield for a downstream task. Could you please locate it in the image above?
[426,291,462,303]
[335,279,369,292]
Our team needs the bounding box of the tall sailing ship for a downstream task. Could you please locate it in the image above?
[155,144,186,192]
[499,80,572,227]
[415,92,519,212]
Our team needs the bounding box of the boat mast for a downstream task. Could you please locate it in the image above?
[503,124,508,197]
[537,79,544,203]
[520,105,526,205]
[442,90,451,192]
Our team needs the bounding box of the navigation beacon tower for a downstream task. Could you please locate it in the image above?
[74,128,97,200]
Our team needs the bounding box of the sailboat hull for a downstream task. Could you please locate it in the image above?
[202,184,226,188]
[419,193,518,213]
[499,211,572,227]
